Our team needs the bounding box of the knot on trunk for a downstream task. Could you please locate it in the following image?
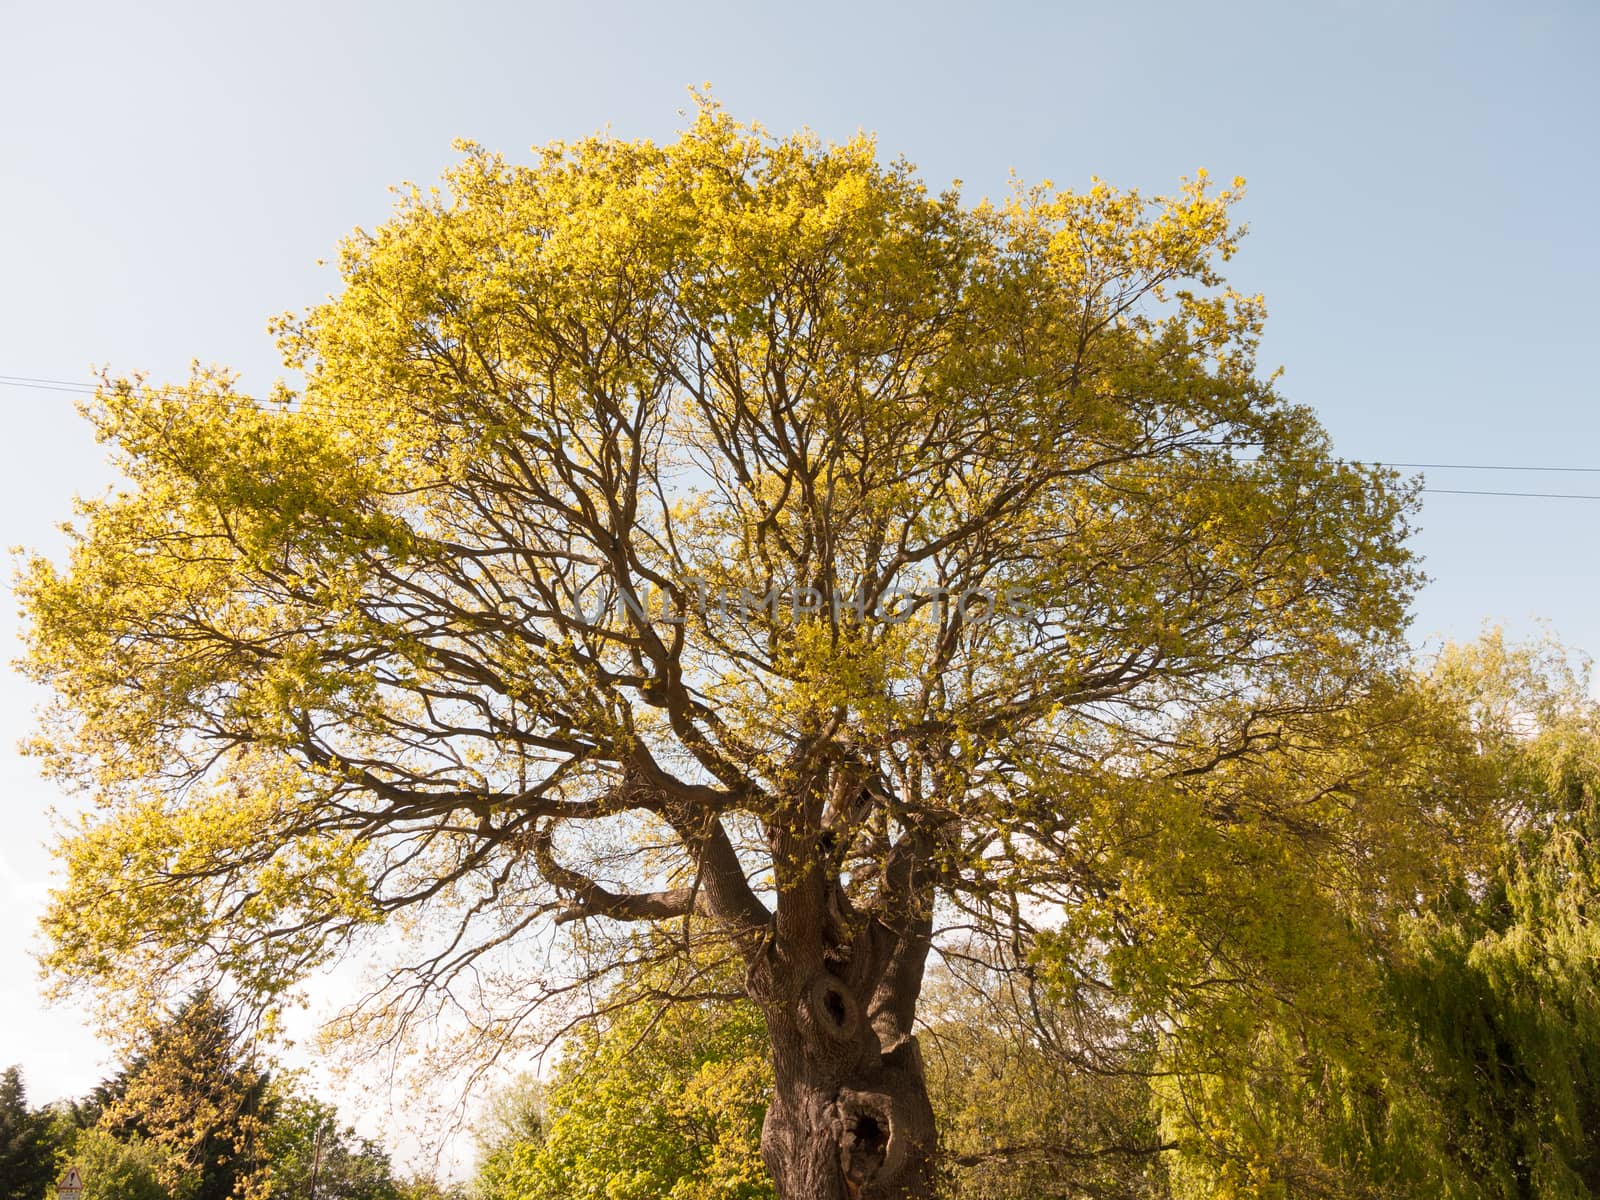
[830,1088,906,1197]
[803,973,862,1043]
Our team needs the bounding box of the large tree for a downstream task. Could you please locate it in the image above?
[24,99,1420,1198]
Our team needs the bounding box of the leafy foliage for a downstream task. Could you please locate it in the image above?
[92,995,272,1200]
[919,965,1168,1200]
[22,93,1416,1026]
[1,1068,62,1200]
[1096,635,1600,1199]
[476,966,773,1200]
[1379,637,1600,1197]
[262,1081,399,1200]
[59,1129,172,1200]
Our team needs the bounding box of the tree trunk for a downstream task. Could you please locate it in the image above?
[758,971,938,1200]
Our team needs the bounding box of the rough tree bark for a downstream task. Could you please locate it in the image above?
[745,806,943,1200]
[757,971,938,1200]
[557,779,946,1197]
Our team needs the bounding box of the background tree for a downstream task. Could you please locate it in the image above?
[93,995,272,1200]
[474,952,772,1200]
[58,1129,173,1200]
[1081,634,1600,1199]
[261,1081,399,1200]
[23,98,1420,1199]
[1,1067,62,1200]
[469,1072,543,1175]
[1382,636,1600,1198]
[10,1037,409,1200]
[918,956,1169,1200]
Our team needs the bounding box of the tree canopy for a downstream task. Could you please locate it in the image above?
[23,97,1424,1199]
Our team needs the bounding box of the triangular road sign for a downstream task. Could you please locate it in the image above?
[58,1166,84,1196]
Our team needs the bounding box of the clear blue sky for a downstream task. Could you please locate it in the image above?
[1,0,1595,1148]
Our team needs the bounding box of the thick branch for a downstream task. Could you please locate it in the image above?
[530,824,700,925]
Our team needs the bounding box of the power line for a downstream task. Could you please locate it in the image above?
[1421,488,1600,501]
[1373,462,1600,475]
[5,373,1600,501]
[0,375,103,394]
